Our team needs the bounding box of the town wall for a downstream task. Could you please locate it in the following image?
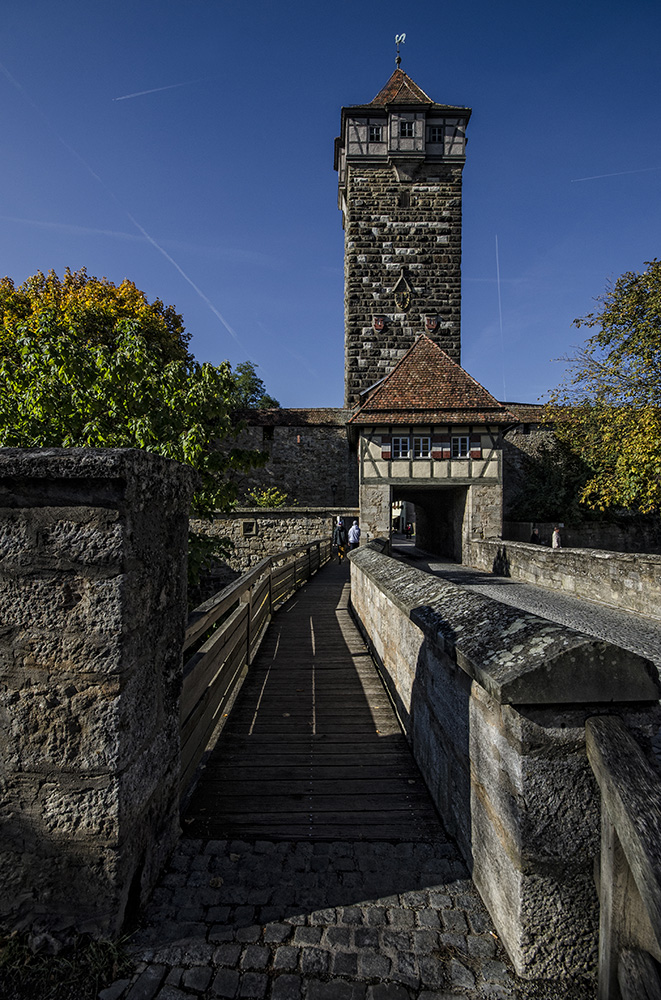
[191,507,358,579]
[503,518,661,554]
[466,537,661,621]
[234,409,358,508]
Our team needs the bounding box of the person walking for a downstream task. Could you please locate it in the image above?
[530,527,540,544]
[332,517,348,562]
[348,519,361,550]
[552,526,562,549]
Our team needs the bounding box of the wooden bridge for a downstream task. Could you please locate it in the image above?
[183,560,440,842]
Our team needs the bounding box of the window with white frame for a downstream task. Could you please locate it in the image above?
[368,124,383,143]
[392,436,410,459]
[428,125,443,143]
[451,435,470,458]
[413,436,431,458]
[399,120,415,138]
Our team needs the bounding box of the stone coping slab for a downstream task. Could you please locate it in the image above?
[0,447,197,507]
[349,543,660,706]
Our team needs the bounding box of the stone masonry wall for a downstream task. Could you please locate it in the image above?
[466,537,661,621]
[349,543,661,979]
[503,518,661,554]
[191,507,359,577]
[0,448,194,942]
[233,415,358,508]
[344,161,463,406]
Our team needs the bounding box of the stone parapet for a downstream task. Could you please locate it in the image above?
[0,448,195,943]
[466,537,661,621]
[349,542,661,979]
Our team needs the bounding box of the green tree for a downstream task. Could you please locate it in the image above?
[547,259,661,513]
[230,361,280,409]
[0,267,190,362]
[0,326,260,516]
[507,437,594,524]
[243,486,295,508]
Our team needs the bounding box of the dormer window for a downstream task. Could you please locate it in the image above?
[368,125,383,143]
[428,125,443,143]
[399,121,415,138]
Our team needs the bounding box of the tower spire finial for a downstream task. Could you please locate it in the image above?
[395,33,406,69]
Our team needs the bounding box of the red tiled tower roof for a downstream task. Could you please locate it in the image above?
[369,69,433,106]
[349,336,517,425]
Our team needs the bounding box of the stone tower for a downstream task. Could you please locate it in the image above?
[335,69,471,408]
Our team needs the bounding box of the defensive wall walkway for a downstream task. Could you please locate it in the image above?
[391,540,661,671]
[104,560,594,1000]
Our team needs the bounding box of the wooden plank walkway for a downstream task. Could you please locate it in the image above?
[183,559,442,841]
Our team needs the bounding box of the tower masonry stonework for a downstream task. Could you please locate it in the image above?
[335,69,471,407]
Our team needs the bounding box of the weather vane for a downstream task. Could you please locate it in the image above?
[395,33,406,69]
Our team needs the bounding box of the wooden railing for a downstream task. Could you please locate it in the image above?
[586,716,661,999]
[179,537,332,800]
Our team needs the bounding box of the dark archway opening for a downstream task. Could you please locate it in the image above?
[392,485,469,561]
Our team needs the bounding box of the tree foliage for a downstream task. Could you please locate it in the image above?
[230,361,280,409]
[243,486,295,508]
[547,260,661,514]
[0,267,190,362]
[0,326,260,516]
[507,437,594,524]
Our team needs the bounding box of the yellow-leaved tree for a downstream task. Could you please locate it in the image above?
[0,267,190,362]
[547,259,661,514]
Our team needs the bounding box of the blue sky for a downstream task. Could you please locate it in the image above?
[2,0,660,407]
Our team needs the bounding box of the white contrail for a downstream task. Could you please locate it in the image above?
[126,210,242,344]
[113,80,199,101]
[2,215,280,273]
[571,166,661,182]
[0,216,144,243]
[0,60,241,346]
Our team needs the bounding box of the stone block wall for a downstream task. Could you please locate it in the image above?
[233,410,358,508]
[466,537,661,621]
[344,161,463,406]
[357,484,391,546]
[191,507,358,575]
[504,518,661,554]
[349,543,661,978]
[0,448,194,942]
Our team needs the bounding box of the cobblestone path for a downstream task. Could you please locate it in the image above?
[101,561,595,1000]
[391,542,661,672]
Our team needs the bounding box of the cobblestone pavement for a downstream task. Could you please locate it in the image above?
[392,543,661,671]
[100,836,594,1000]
